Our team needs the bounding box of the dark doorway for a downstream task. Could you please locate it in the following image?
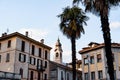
[30,71,34,80]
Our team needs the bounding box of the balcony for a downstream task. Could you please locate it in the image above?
[0,71,21,80]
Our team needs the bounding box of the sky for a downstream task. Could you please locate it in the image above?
[0,0,120,63]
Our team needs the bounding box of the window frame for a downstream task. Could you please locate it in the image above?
[31,45,35,55]
[97,54,102,62]
[19,53,26,62]
[39,48,41,58]
[30,57,36,65]
[61,71,64,80]
[45,50,48,59]
[30,71,34,80]
[91,72,95,80]
[98,70,103,79]
[6,53,10,62]
[21,40,25,52]
[67,73,69,80]
[0,43,1,50]
[7,40,11,48]
[90,56,94,64]
[56,52,59,58]
[84,58,88,65]
[20,68,23,78]
[44,73,47,80]
[84,73,88,80]
[0,55,1,63]
[44,61,47,68]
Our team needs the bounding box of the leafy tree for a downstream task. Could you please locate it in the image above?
[73,0,120,80]
[58,6,88,80]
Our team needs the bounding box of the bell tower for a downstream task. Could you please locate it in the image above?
[54,38,63,64]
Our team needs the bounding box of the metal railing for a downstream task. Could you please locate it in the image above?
[0,71,21,80]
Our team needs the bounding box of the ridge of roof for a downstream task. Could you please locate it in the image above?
[49,61,81,73]
[79,42,120,54]
[0,32,52,50]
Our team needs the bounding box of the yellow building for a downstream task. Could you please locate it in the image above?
[0,32,52,80]
[79,42,120,80]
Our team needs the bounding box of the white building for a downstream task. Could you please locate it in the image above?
[79,42,120,80]
[49,38,82,80]
[0,32,52,80]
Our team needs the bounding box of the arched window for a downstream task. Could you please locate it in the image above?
[56,53,59,57]
[20,68,23,78]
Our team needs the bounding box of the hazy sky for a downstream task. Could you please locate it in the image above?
[0,0,120,63]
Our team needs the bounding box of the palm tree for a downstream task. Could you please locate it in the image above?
[58,6,88,80]
[73,0,120,80]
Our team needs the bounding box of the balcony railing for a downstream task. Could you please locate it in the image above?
[0,71,21,80]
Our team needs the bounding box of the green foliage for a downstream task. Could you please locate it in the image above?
[58,6,88,39]
[73,0,120,17]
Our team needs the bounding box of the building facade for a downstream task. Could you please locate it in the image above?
[79,42,120,80]
[0,32,51,80]
[49,61,82,80]
[49,38,82,80]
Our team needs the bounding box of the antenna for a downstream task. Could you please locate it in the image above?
[6,28,9,33]
[30,31,32,38]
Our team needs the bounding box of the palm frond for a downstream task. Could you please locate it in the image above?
[58,6,88,39]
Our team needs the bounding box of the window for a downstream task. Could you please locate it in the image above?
[84,73,88,80]
[41,60,43,66]
[30,71,34,80]
[8,40,11,48]
[30,57,36,65]
[21,41,25,52]
[6,53,10,62]
[91,72,95,80]
[61,71,64,80]
[45,61,47,68]
[114,70,116,80]
[112,53,115,62]
[56,52,59,57]
[84,58,88,65]
[98,70,103,79]
[34,58,36,65]
[0,55,1,63]
[37,59,41,67]
[20,68,23,78]
[39,48,41,57]
[45,50,48,59]
[97,54,102,62]
[19,53,26,62]
[31,45,35,55]
[0,43,1,50]
[44,74,47,80]
[38,72,41,80]
[67,73,69,80]
[90,56,94,64]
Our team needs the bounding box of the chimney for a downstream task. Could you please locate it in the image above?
[25,31,28,37]
[2,32,7,37]
[40,39,44,44]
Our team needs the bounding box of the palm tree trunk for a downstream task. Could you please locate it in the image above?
[71,36,76,80]
[100,12,114,80]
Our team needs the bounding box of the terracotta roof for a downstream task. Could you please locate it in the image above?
[0,32,52,50]
[67,60,82,65]
[79,42,120,54]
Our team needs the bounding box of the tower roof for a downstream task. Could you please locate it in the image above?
[55,38,61,46]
